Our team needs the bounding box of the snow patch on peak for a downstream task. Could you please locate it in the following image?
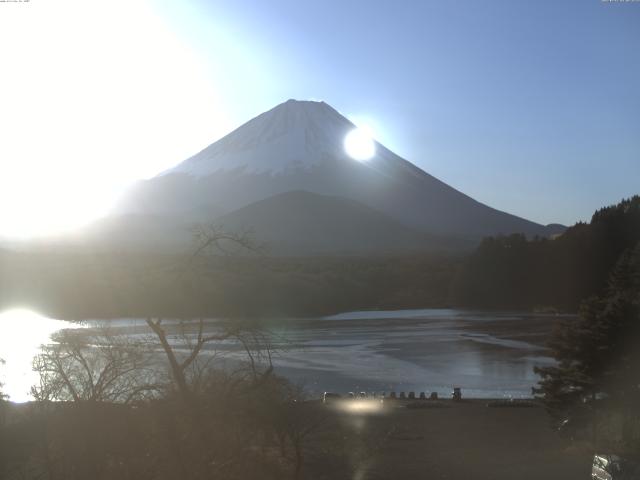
[162,99,357,177]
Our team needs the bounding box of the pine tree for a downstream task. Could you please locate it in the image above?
[535,243,640,448]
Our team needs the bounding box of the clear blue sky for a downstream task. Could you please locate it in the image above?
[4,0,635,235]
[151,0,639,226]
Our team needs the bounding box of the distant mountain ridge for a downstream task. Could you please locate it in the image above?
[214,190,467,255]
[110,99,563,253]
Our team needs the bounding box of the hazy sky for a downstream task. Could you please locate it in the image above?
[0,0,638,236]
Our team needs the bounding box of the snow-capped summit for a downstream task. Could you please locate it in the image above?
[164,99,357,176]
[116,99,562,245]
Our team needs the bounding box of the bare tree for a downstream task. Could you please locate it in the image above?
[145,224,274,400]
[0,358,6,429]
[9,226,292,480]
[126,226,283,479]
[0,358,6,401]
[31,326,163,404]
[190,222,262,259]
[144,317,277,401]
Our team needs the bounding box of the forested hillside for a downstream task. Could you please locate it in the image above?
[451,196,640,311]
[0,251,460,319]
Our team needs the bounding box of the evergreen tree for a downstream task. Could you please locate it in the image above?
[452,195,640,310]
[535,243,640,449]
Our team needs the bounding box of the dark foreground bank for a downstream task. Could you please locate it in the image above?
[309,399,590,480]
[1,398,591,480]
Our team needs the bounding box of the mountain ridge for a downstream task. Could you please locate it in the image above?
[115,99,564,249]
[214,190,469,255]
[161,100,352,176]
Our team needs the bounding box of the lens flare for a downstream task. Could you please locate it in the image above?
[333,398,384,414]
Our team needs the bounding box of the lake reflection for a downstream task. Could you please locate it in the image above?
[0,309,72,402]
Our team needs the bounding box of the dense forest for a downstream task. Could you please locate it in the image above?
[534,242,640,452]
[451,196,640,311]
[1,196,637,319]
[0,250,460,319]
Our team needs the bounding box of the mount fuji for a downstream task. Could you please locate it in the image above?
[109,99,562,253]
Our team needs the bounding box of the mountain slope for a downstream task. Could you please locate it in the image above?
[214,190,449,255]
[71,214,194,251]
[117,99,562,243]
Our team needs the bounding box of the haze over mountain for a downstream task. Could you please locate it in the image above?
[214,190,464,255]
[110,99,562,253]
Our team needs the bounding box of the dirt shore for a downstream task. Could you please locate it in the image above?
[305,399,591,480]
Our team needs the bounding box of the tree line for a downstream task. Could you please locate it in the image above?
[0,248,461,319]
[535,241,640,454]
[451,196,640,311]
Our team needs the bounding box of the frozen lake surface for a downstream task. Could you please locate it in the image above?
[264,309,559,399]
[0,308,564,401]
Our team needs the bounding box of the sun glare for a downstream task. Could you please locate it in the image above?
[0,309,69,402]
[0,1,228,239]
[344,127,376,161]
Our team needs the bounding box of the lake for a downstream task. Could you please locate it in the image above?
[0,308,565,402]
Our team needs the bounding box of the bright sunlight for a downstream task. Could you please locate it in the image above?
[0,1,227,238]
[344,127,376,161]
[0,309,69,402]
